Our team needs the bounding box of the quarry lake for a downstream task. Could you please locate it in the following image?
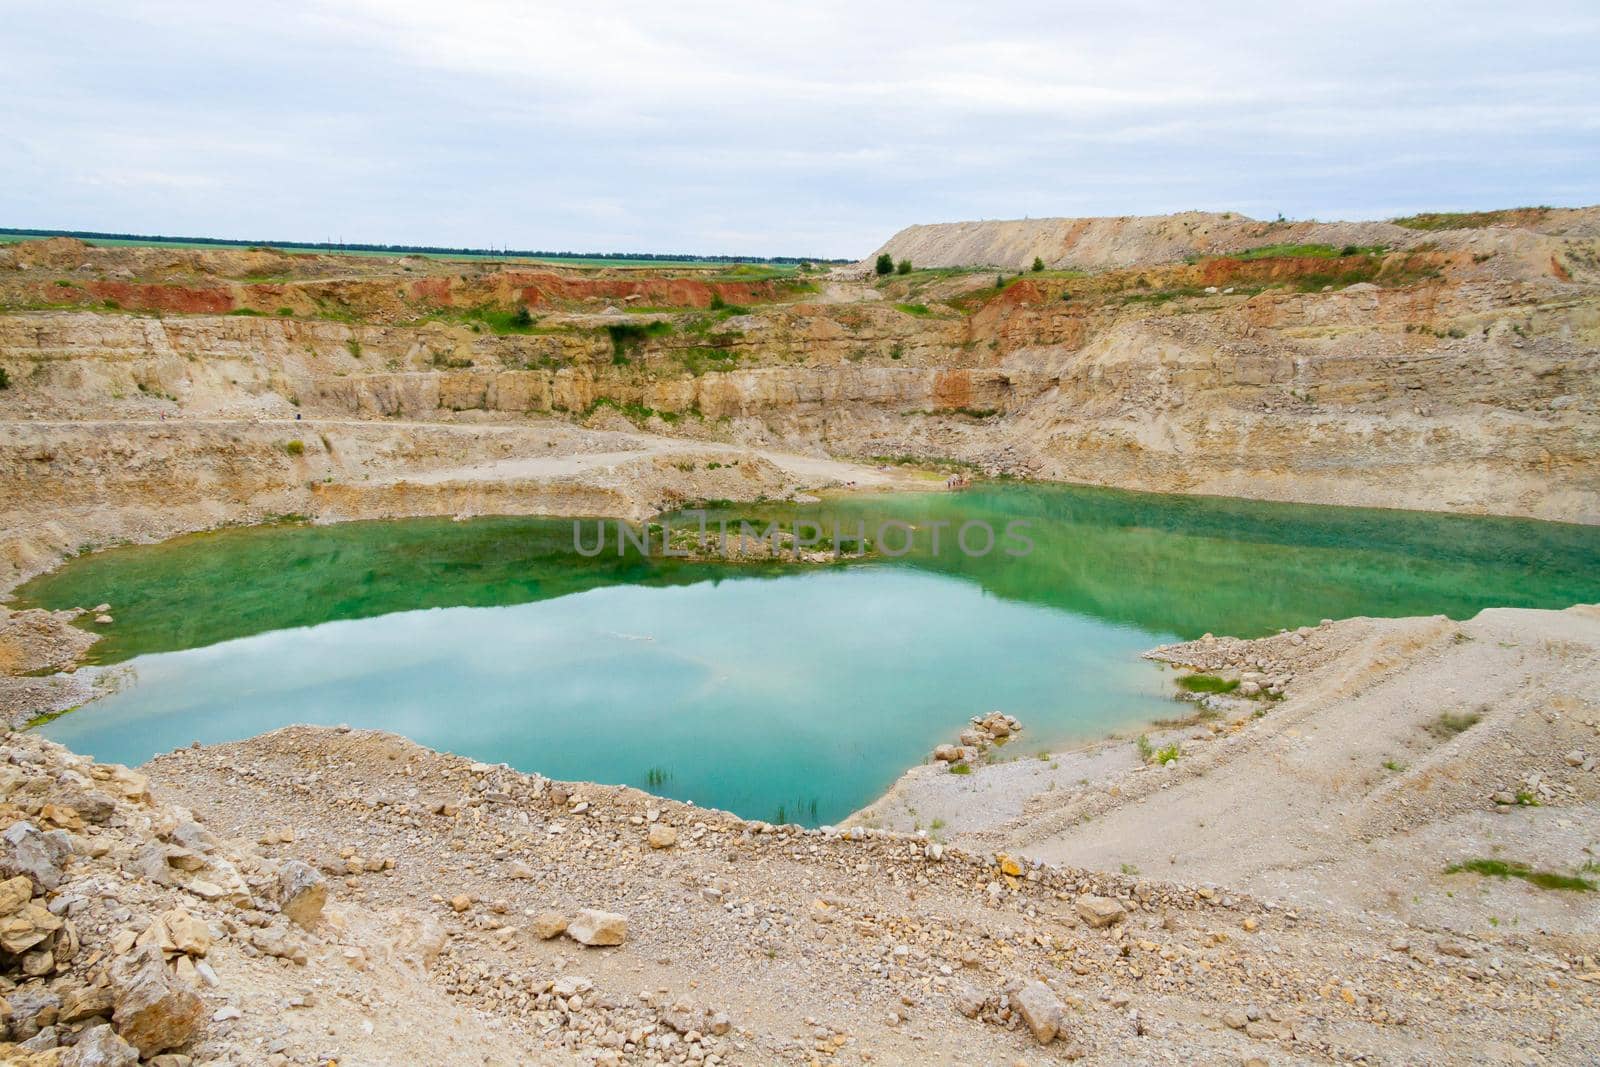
[17,483,1600,825]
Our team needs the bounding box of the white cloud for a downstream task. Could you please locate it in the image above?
[2,1,1596,255]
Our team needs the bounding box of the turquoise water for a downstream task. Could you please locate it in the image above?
[16,483,1600,824]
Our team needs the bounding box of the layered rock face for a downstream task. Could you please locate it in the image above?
[1,210,1597,586]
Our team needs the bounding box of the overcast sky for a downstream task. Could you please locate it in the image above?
[5,1,1597,258]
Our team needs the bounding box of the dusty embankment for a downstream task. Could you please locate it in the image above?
[852,605,1600,937]
[868,205,1600,271]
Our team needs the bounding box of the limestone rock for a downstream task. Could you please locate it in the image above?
[249,928,308,965]
[0,901,63,954]
[63,1023,140,1067]
[59,983,115,1024]
[60,789,116,826]
[647,824,678,850]
[0,874,33,916]
[1075,895,1126,928]
[532,912,568,940]
[159,909,212,957]
[19,1026,60,1053]
[1015,979,1064,1045]
[565,908,627,947]
[7,987,60,1040]
[661,999,705,1034]
[275,860,327,928]
[111,946,204,1056]
[1,822,73,892]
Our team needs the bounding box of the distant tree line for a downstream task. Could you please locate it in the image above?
[0,227,849,266]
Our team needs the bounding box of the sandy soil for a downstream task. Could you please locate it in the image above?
[852,606,1600,940]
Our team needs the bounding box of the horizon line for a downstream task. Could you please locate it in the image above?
[0,226,852,266]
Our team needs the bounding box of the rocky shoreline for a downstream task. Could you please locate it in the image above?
[0,603,1593,1062]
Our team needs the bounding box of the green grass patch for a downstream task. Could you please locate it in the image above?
[1294,267,1395,292]
[1121,286,1211,305]
[895,302,932,316]
[227,307,266,316]
[282,440,305,456]
[1444,858,1594,892]
[863,454,981,472]
[707,293,749,313]
[947,762,972,775]
[24,704,85,729]
[585,396,680,424]
[465,304,540,334]
[1425,711,1481,739]
[1176,673,1239,694]
[1391,208,1550,231]
[1227,243,1387,261]
[675,346,739,376]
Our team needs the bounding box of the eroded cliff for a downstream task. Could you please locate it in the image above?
[2,210,1597,591]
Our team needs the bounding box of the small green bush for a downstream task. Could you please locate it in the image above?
[606,320,673,361]
[875,253,894,276]
[0,367,9,390]
[1426,711,1481,739]
[896,258,912,275]
[283,440,305,456]
[1032,256,1045,272]
[1176,673,1239,694]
